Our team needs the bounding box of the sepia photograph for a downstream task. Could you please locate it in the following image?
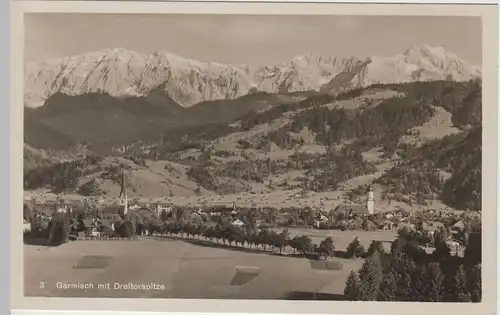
[10,1,498,314]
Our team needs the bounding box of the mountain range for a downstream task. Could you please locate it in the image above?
[25,45,481,109]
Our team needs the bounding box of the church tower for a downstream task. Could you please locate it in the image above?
[367,184,375,215]
[119,168,128,215]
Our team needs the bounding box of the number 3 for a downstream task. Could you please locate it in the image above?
[39,282,44,289]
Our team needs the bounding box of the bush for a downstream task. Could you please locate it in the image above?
[367,240,385,256]
[346,237,365,258]
[117,221,134,238]
[47,215,71,246]
[101,227,116,237]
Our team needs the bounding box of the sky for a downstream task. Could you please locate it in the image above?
[24,14,482,67]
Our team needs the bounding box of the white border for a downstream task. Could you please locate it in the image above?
[8,1,499,315]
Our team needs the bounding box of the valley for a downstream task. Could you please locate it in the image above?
[24,77,482,213]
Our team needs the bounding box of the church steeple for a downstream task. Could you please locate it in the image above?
[119,168,128,215]
[367,184,375,215]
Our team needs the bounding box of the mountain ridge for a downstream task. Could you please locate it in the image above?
[25,45,481,108]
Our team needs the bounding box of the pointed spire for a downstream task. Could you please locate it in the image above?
[119,168,127,199]
[119,167,128,215]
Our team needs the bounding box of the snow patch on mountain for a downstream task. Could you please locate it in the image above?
[351,45,482,86]
[254,54,363,93]
[24,45,481,108]
[25,48,255,108]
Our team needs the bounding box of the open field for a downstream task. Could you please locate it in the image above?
[24,236,367,299]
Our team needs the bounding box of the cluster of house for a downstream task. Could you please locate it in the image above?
[24,179,479,250]
[23,197,247,237]
[422,218,477,253]
[71,217,116,238]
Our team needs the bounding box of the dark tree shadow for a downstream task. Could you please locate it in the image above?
[183,238,285,256]
[333,250,351,259]
[23,230,51,246]
[309,260,344,271]
[148,235,358,265]
[23,236,50,246]
[24,231,77,247]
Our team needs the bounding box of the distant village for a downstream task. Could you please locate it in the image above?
[23,170,481,257]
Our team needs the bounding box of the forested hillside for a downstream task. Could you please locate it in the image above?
[24,79,482,212]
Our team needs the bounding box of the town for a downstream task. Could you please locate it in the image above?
[24,168,481,260]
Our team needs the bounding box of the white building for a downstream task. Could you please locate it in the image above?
[446,240,461,251]
[127,204,139,211]
[367,185,375,215]
[231,219,245,227]
[319,214,329,222]
[155,204,172,216]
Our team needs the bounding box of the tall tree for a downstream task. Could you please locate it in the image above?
[367,240,385,256]
[47,214,70,245]
[319,236,335,258]
[344,270,361,301]
[296,235,312,257]
[464,231,481,266]
[378,264,397,301]
[346,237,365,258]
[277,229,290,254]
[426,263,445,302]
[412,262,445,302]
[467,264,482,302]
[357,251,384,301]
[453,266,472,302]
[392,255,417,301]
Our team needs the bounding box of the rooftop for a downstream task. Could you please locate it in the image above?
[334,203,370,215]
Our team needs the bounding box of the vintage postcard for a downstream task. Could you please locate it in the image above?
[10,1,498,314]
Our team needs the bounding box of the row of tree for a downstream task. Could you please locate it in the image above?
[39,208,377,261]
[149,221,341,259]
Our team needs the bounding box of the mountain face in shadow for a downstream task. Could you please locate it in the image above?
[23,45,481,155]
[24,88,299,154]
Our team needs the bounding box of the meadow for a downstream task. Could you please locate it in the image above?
[23,232,378,299]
